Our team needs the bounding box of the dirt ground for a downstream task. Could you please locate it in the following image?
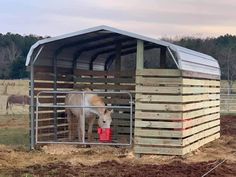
[0,115,235,177]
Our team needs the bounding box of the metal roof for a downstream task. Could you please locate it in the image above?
[26,25,220,76]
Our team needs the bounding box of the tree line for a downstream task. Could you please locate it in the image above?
[0,33,236,81]
[0,33,42,79]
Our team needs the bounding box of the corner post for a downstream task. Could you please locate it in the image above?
[30,64,35,149]
[114,42,122,140]
[135,40,144,158]
[136,40,144,70]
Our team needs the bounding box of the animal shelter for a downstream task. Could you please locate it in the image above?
[26,26,221,155]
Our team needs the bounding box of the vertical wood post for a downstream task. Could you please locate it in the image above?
[114,42,122,140]
[72,57,78,83]
[53,55,58,141]
[135,40,144,157]
[136,40,144,70]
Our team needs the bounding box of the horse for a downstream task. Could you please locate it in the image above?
[6,94,30,113]
[65,89,113,142]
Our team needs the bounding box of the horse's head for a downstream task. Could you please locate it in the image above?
[98,109,113,128]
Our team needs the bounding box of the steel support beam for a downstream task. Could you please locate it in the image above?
[105,44,156,70]
[89,42,136,70]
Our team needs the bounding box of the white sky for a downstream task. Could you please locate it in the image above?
[1,0,236,38]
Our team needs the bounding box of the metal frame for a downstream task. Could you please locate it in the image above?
[26,26,220,77]
[35,90,133,146]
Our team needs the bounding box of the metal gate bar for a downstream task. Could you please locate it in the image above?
[35,90,133,146]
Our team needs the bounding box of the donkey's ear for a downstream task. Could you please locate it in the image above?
[109,109,114,114]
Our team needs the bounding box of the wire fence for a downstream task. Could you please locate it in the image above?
[220,87,236,114]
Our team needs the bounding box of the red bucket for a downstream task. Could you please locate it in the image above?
[97,128,112,142]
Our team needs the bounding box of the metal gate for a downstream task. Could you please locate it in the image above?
[35,90,133,146]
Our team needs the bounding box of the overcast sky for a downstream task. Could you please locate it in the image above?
[1,0,236,38]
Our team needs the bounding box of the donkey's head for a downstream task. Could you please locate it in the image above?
[98,109,113,128]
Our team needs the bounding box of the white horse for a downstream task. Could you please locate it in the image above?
[65,89,112,141]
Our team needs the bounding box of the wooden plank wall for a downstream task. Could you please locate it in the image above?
[134,69,220,155]
[33,66,135,143]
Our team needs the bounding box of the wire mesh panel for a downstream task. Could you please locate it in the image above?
[35,91,133,146]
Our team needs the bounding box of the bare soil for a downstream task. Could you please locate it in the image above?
[0,115,236,177]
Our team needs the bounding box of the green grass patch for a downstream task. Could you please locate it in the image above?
[0,127,29,147]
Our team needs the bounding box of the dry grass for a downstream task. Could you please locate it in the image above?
[0,80,29,115]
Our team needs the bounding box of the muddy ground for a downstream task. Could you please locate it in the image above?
[0,115,236,177]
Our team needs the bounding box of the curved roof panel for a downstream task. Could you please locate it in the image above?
[26,25,220,76]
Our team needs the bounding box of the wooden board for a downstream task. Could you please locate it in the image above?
[182,119,220,137]
[134,128,183,138]
[135,120,182,129]
[135,111,182,120]
[136,102,182,111]
[135,86,181,94]
[134,145,183,155]
[182,126,220,146]
[136,76,182,86]
[135,137,182,146]
[136,69,181,77]
[182,133,220,154]
[136,94,182,103]
[182,71,220,80]
[183,107,220,119]
[182,78,220,87]
[182,113,220,128]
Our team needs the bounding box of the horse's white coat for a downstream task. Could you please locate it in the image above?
[65,90,112,141]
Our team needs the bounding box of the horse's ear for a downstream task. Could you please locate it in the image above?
[109,109,113,114]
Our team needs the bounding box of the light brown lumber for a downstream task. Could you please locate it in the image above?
[136,102,182,111]
[136,94,182,103]
[136,69,181,77]
[182,126,220,146]
[182,78,220,86]
[182,119,220,137]
[182,113,220,128]
[135,120,182,129]
[183,107,220,119]
[136,76,182,86]
[134,146,182,155]
[135,86,181,94]
[135,137,182,146]
[135,111,182,120]
[182,133,220,154]
[134,128,183,138]
[183,100,220,111]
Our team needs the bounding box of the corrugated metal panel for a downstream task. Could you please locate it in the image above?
[26,25,220,76]
[172,45,220,76]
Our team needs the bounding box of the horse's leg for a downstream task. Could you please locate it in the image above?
[66,109,73,141]
[10,104,14,115]
[78,113,85,142]
[88,116,96,142]
[71,115,78,140]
